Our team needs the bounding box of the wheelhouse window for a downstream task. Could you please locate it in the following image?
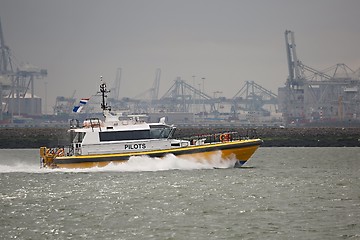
[99,130,150,142]
[150,125,174,139]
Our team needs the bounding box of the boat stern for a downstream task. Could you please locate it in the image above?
[40,147,64,168]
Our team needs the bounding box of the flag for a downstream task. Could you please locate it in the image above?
[72,106,83,113]
[80,98,90,105]
[73,97,90,113]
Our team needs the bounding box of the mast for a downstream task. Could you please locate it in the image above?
[99,76,111,112]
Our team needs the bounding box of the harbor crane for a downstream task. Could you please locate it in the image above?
[0,17,47,117]
[282,30,360,124]
[232,81,278,117]
[0,17,13,75]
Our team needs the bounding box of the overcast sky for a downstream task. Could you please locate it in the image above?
[1,0,360,112]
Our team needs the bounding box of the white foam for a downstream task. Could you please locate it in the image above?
[0,152,237,173]
[0,162,43,173]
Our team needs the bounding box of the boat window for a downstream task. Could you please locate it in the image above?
[99,130,150,142]
[150,126,173,139]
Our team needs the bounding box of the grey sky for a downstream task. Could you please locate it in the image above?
[1,0,360,112]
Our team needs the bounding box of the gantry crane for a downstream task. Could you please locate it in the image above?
[282,30,360,124]
[0,17,47,117]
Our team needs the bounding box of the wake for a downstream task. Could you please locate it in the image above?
[0,152,237,173]
[0,162,43,173]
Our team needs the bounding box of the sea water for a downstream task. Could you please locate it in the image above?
[0,148,359,240]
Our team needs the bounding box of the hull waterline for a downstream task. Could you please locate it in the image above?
[45,139,262,169]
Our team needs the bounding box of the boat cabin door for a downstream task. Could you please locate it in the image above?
[73,143,82,155]
[70,132,85,155]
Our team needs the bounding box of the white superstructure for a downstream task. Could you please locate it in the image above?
[69,111,189,156]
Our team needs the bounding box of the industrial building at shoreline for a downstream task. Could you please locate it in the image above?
[1,17,360,127]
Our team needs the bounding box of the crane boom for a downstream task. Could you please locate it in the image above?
[0,17,13,74]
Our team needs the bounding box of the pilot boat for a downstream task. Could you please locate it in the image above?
[40,78,262,169]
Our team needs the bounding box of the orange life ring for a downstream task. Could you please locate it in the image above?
[220,134,225,142]
[46,148,55,156]
[220,133,230,142]
[56,148,65,157]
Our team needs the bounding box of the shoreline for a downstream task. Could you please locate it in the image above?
[0,127,359,148]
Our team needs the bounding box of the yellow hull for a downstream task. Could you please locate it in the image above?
[41,139,262,169]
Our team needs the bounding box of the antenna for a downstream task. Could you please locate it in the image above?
[99,76,111,112]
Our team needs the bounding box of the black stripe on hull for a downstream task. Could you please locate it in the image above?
[54,140,262,165]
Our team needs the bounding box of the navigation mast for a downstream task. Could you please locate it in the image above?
[99,76,111,112]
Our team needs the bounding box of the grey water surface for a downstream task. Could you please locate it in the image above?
[0,148,359,240]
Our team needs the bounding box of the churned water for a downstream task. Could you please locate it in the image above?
[0,148,359,240]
